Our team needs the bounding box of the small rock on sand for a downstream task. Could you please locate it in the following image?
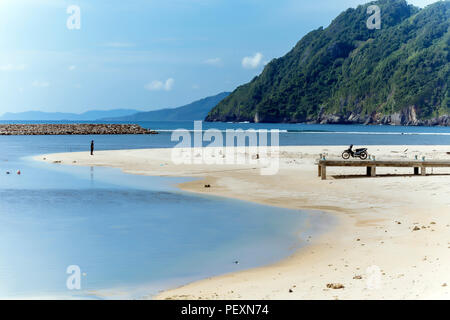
[326,283,345,290]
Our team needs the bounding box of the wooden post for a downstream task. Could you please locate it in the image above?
[421,167,426,176]
[371,166,377,177]
[321,165,327,180]
[414,167,419,175]
[318,164,322,177]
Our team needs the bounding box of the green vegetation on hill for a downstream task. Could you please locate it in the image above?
[206,0,449,125]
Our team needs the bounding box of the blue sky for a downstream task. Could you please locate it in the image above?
[0,0,439,114]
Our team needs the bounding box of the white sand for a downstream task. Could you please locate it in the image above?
[35,145,450,300]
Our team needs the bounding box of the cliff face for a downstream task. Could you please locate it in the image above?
[206,0,450,126]
[316,106,450,125]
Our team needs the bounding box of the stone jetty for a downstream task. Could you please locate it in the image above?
[0,124,158,135]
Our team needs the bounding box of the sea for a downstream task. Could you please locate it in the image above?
[0,120,449,299]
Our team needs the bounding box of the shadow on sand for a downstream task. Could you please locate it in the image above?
[331,173,450,180]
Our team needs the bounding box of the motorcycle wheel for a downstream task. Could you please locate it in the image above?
[342,151,351,160]
[359,152,368,160]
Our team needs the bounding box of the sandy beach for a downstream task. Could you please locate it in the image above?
[35,145,450,300]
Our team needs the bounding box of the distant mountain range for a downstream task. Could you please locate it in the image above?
[0,109,141,121]
[207,0,449,126]
[103,92,230,121]
[0,92,230,122]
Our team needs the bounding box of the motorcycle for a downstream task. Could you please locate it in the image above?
[342,145,368,160]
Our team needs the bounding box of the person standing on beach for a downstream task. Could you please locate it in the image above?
[90,140,94,156]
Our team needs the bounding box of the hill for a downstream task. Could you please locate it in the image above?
[105,92,230,121]
[206,0,449,125]
[0,109,141,121]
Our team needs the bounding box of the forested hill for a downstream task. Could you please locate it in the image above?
[206,0,450,126]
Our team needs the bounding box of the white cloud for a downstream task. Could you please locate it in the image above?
[204,57,222,66]
[0,64,26,71]
[242,52,263,69]
[165,78,175,91]
[145,78,174,91]
[68,65,76,71]
[32,81,50,88]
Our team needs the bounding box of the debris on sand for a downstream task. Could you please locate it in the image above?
[353,275,362,280]
[204,184,211,188]
[413,226,421,231]
[326,283,345,290]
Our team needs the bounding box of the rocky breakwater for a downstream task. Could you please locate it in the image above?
[0,124,158,135]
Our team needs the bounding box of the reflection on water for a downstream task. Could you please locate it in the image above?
[0,135,330,299]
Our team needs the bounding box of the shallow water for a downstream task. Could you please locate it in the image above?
[0,135,330,299]
[1,121,447,299]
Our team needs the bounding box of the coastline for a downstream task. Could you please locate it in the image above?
[34,145,450,300]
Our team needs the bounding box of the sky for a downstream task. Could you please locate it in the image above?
[0,0,440,114]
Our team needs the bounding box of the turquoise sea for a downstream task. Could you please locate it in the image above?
[0,121,449,299]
